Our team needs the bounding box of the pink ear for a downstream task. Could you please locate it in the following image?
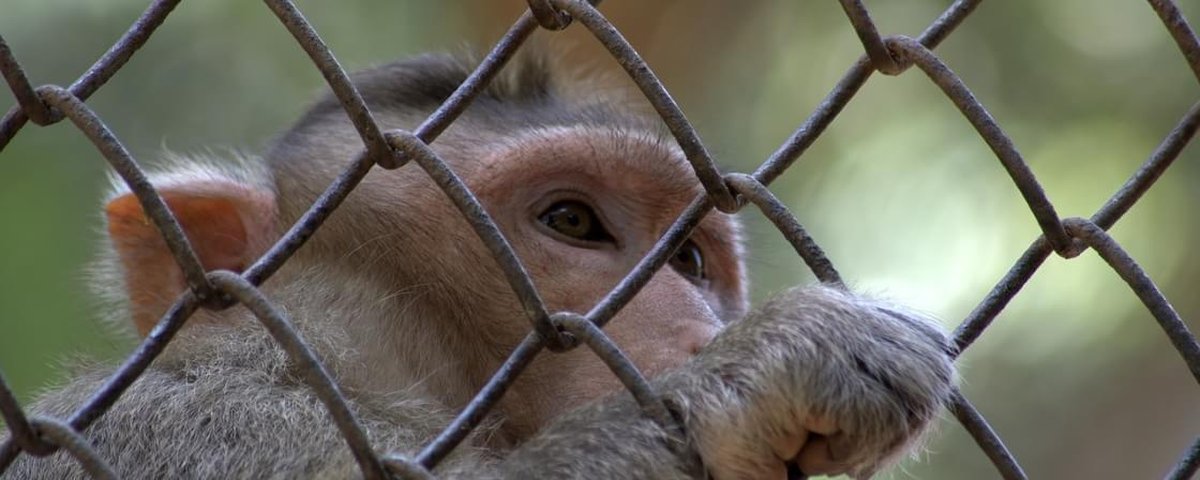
[105,181,276,336]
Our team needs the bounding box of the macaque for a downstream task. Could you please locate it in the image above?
[4,52,955,479]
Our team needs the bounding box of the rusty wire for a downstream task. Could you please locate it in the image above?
[0,0,1198,479]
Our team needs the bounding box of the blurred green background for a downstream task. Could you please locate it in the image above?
[1,1,1198,478]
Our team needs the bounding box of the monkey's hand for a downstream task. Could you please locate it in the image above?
[663,285,956,479]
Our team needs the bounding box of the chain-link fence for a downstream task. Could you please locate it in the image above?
[1,0,1199,478]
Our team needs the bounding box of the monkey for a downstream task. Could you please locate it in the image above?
[3,51,955,479]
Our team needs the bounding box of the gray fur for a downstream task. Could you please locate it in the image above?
[662,286,955,478]
[7,286,955,479]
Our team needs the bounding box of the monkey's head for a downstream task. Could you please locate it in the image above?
[102,53,747,442]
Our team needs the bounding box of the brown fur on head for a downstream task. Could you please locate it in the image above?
[101,51,748,443]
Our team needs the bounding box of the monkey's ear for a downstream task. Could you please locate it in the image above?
[105,181,277,336]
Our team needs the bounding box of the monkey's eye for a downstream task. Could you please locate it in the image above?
[538,201,614,243]
[669,240,705,281]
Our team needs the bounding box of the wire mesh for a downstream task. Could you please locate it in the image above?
[1,0,1198,479]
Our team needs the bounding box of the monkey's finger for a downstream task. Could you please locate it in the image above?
[771,428,810,468]
[803,414,839,436]
[826,432,855,463]
[793,437,851,477]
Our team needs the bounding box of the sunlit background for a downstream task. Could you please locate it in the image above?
[1,1,1198,478]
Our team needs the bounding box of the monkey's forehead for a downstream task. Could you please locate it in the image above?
[477,125,703,193]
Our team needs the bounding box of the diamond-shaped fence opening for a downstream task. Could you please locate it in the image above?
[1,1,1199,479]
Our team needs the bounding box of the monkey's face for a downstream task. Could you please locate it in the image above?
[269,116,747,440]
[466,126,748,439]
